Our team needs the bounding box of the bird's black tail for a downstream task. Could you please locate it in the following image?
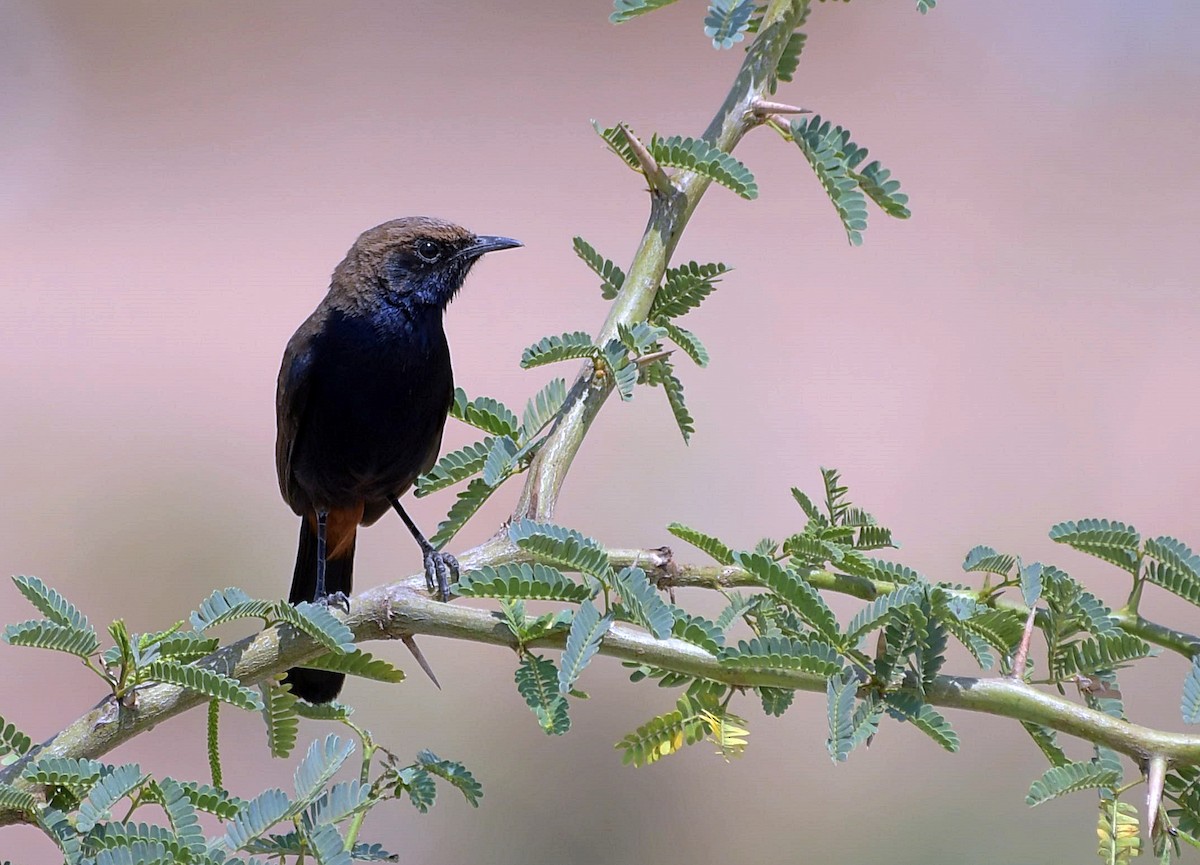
[285,515,356,703]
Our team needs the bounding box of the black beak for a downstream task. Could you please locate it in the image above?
[461,235,523,259]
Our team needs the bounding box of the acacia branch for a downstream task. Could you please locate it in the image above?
[7,568,1200,831]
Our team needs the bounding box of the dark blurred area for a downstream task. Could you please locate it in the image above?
[2,1,1199,861]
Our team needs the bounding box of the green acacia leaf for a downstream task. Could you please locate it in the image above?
[521,377,569,440]
[38,807,83,864]
[176,780,246,820]
[154,632,219,664]
[658,320,710,367]
[591,120,644,171]
[223,787,291,850]
[481,435,519,487]
[599,338,638,401]
[415,438,494,497]
[520,332,597,370]
[1026,761,1122,806]
[884,691,959,752]
[652,261,729,320]
[613,565,675,639]
[0,783,36,815]
[853,160,911,219]
[733,551,840,642]
[0,713,32,759]
[1049,519,1140,575]
[791,115,870,245]
[659,366,695,443]
[673,613,724,654]
[961,545,1016,577]
[615,698,706,766]
[1021,722,1071,768]
[11,575,90,633]
[1019,562,1043,607]
[845,584,925,643]
[279,602,355,654]
[416,749,482,807]
[516,654,571,735]
[397,767,437,813]
[142,661,262,711]
[759,686,796,717]
[75,763,144,832]
[301,649,406,683]
[189,587,270,632]
[572,236,626,299]
[22,756,105,790]
[666,522,734,566]
[719,635,843,677]
[1144,536,1200,606]
[650,134,757,199]
[306,779,369,828]
[431,478,498,548]
[610,0,681,23]
[293,735,355,807]
[704,0,754,49]
[3,619,99,658]
[1052,634,1153,680]
[458,563,592,603]
[450,388,519,437]
[827,674,858,762]
[775,30,807,84]
[157,776,205,857]
[260,680,300,759]
[1184,657,1200,724]
[509,518,611,581]
[294,701,354,722]
[306,822,352,865]
[559,600,612,695]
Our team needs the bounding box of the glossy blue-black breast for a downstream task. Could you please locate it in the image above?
[282,306,453,516]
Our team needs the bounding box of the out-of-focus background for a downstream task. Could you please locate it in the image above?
[3,1,1199,861]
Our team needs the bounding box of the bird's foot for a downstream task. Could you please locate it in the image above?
[314,591,351,614]
[422,549,459,602]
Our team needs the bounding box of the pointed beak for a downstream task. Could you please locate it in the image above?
[461,235,523,259]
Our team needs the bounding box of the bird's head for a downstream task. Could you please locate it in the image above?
[334,217,521,312]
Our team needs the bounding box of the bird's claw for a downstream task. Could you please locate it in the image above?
[422,549,459,601]
[315,591,351,614]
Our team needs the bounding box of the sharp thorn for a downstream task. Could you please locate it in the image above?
[752,99,812,117]
[402,635,442,690]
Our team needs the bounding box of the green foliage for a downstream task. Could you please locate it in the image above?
[1019,561,1043,607]
[22,755,105,791]
[790,114,908,245]
[599,337,639,401]
[667,522,734,565]
[155,777,205,858]
[189,587,270,631]
[615,696,707,766]
[704,0,755,49]
[1026,761,1122,806]
[733,551,840,642]
[300,649,406,684]
[883,691,959,752]
[222,787,291,850]
[522,377,569,439]
[592,120,644,171]
[415,750,482,807]
[1144,536,1200,606]
[520,332,597,369]
[142,661,262,712]
[450,388,520,438]
[74,763,144,833]
[650,135,758,199]
[3,619,99,658]
[481,435,519,486]
[0,783,37,815]
[657,363,695,443]
[559,600,613,695]
[509,518,612,580]
[415,438,494,497]
[1184,657,1200,724]
[651,261,729,320]
[1050,634,1153,680]
[610,0,681,24]
[719,635,843,677]
[294,735,354,807]
[516,654,571,735]
[430,478,498,548]
[0,712,32,760]
[826,673,858,762]
[659,320,709,367]
[1021,722,1071,768]
[758,687,796,717]
[613,566,676,639]
[961,545,1017,577]
[573,236,626,299]
[277,601,356,654]
[673,613,724,654]
[845,584,925,643]
[12,575,91,634]
[457,563,592,603]
[260,679,300,759]
[1049,519,1140,575]
[1097,798,1141,864]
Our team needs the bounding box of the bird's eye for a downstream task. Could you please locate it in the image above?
[414,239,442,263]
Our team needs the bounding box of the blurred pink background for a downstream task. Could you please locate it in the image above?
[3,1,1199,861]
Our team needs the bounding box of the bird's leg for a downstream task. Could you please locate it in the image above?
[390,497,458,601]
[312,510,350,612]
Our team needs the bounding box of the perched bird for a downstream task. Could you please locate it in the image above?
[276,217,521,702]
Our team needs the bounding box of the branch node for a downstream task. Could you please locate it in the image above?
[620,123,673,195]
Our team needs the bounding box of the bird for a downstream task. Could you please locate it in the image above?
[275,217,521,703]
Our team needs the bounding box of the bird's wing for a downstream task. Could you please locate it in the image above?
[276,331,317,514]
